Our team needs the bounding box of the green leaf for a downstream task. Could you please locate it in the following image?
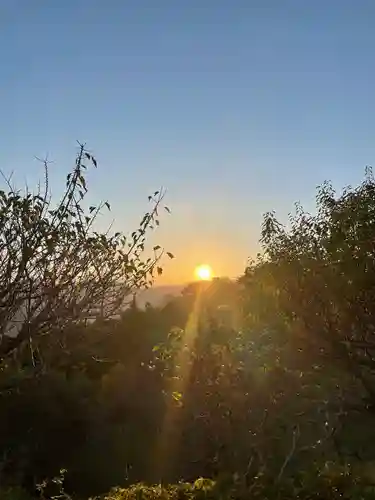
[167,252,174,259]
[80,175,87,191]
[157,266,163,275]
[172,391,182,401]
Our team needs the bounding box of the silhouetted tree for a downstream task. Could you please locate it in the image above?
[0,143,172,359]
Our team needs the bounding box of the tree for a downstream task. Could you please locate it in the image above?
[0,143,171,359]
[242,171,375,412]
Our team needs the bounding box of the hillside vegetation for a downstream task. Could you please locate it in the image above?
[2,148,375,498]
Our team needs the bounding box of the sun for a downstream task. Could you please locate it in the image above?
[195,264,213,281]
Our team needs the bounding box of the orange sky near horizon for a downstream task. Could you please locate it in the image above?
[147,199,256,285]
[155,239,251,285]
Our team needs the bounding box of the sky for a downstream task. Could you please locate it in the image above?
[0,1,375,284]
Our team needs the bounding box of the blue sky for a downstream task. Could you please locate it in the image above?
[1,1,375,282]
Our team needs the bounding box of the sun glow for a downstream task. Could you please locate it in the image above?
[194,264,212,281]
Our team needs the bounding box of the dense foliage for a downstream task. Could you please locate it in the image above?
[2,150,375,498]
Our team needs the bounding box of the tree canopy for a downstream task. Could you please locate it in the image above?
[0,144,171,359]
[243,171,375,403]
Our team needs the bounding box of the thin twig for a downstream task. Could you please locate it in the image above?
[276,424,300,482]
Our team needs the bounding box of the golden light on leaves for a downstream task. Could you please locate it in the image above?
[194,264,212,281]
